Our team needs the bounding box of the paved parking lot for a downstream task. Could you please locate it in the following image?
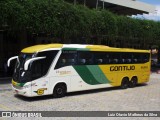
[0,73,159,112]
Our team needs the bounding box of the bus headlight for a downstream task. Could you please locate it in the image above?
[23,84,31,89]
[23,83,36,89]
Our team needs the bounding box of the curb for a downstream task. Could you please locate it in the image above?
[0,84,12,92]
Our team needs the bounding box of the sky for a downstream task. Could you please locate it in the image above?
[133,0,160,21]
[139,0,159,5]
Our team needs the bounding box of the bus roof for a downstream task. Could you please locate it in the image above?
[21,44,150,53]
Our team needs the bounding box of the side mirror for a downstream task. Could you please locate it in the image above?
[7,56,19,67]
[24,56,46,71]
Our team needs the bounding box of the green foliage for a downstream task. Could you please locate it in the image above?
[0,0,160,45]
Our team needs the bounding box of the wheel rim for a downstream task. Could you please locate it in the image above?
[121,78,129,89]
[57,88,63,95]
[123,81,128,88]
[132,81,136,86]
[130,77,137,87]
[132,79,137,86]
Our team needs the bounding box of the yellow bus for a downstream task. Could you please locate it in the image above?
[8,44,151,97]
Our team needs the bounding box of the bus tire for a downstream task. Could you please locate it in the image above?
[53,83,67,98]
[129,77,137,88]
[121,77,129,89]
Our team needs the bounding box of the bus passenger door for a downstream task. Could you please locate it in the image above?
[30,59,50,96]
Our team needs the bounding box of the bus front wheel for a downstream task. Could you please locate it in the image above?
[121,78,129,89]
[53,84,66,98]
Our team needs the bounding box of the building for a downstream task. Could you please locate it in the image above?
[65,0,155,15]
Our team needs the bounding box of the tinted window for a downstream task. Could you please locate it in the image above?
[92,52,150,65]
[109,52,121,64]
[31,50,58,80]
[78,51,93,65]
[55,50,77,69]
[133,53,140,63]
[55,51,150,68]
[121,53,132,64]
[13,53,34,83]
[94,52,107,64]
[141,53,150,63]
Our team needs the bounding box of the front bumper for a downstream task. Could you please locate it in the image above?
[12,85,32,97]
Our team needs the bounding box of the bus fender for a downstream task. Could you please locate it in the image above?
[51,81,68,94]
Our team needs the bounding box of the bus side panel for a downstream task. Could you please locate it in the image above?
[116,71,138,85]
[31,78,50,96]
[100,64,137,86]
[115,63,150,84]
[70,65,113,92]
[137,62,150,83]
[99,65,118,86]
[47,62,150,94]
[48,66,73,95]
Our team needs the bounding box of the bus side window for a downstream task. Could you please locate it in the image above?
[132,53,150,63]
[109,52,120,64]
[68,59,75,64]
[127,59,132,63]
[104,54,110,64]
[142,53,150,62]
[133,58,138,63]
[93,52,105,65]
[79,59,86,65]
[121,52,132,64]
[133,53,142,63]
[60,59,66,66]
[97,59,103,64]
[78,51,93,65]
[55,50,77,69]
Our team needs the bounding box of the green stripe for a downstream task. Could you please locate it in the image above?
[86,65,110,84]
[73,66,100,85]
[16,82,25,87]
[73,65,111,85]
[19,83,25,87]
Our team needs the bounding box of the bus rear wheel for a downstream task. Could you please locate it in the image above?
[121,78,129,89]
[129,77,137,88]
[53,84,66,98]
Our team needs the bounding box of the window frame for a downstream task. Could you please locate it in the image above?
[55,50,150,69]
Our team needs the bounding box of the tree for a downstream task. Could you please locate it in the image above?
[0,0,160,46]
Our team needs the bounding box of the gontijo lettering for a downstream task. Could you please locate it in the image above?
[110,65,135,71]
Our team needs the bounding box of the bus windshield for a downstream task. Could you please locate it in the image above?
[13,53,34,83]
[13,50,59,83]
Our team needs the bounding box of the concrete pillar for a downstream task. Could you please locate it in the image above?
[96,0,99,9]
